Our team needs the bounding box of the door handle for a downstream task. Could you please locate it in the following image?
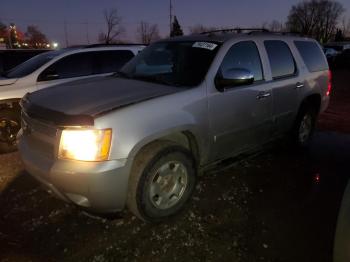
[295,82,304,89]
[256,92,271,99]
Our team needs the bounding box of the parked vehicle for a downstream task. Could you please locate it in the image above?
[0,49,51,74]
[0,44,144,153]
[18,29,330,222]
[324,42,350,69]
[324,42,350,53]
[334,49,350,68]
[323,47,339,66]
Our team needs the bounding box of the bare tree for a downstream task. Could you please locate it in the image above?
[189,24,218,34]
[0,21,6,37]
[261,20,284,31]
[269,20,285,32]
[136,21,160,44]
[261,21,269,30]
[25,25,48,48]
[286,0,345,43]
[100,8,124,44]
[0,21,8,47]
[341,17,350,37]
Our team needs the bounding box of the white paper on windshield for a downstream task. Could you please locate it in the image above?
[192,42,218,50]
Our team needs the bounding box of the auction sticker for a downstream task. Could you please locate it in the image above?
[192,42,218,50]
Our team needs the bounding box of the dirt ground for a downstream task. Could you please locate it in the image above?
[0,69,349,262]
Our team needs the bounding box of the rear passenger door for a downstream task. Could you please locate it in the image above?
[264,40,300,136]
[208,41,273,160]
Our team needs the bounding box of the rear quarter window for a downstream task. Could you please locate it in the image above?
[294,41,328,72]
[94,50,135,74]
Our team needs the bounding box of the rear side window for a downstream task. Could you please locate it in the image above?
[264,40,296,79]
[40,52,94,80]
[94,50,134,74]
[220,41,263,81]
[294,41,328,72]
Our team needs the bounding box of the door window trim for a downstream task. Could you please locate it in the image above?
[264,40,298,81]
[216,40,265,89]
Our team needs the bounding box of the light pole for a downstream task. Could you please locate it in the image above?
[64,20,69,48]
[169,0,173,36]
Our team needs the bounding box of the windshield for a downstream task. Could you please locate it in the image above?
[4,50,64,79]
[118,41,221,87]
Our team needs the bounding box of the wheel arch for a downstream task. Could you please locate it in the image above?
[128,129,202,167]
[299,93,322,115]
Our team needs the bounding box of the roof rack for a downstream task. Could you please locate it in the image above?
[200,28,304,37]
[200,28,270,35]
[268,31,303,36]
[83,43,146,49]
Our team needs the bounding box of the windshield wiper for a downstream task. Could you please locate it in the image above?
[114,71,131,79]
[133,75,181,87]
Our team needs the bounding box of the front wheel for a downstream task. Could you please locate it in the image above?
[127,141,196,222]
[0,109,21,154]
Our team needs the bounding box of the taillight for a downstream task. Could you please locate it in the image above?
[327,70,332,96]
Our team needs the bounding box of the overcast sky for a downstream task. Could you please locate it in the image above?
[1,0,350,46]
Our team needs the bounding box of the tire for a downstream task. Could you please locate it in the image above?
[127,141,197,223]
[291,105,317,148]
[0,109,21,154]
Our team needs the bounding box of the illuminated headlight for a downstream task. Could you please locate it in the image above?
[58,129,112,161]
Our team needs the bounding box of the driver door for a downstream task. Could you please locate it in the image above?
[208,41,273,161]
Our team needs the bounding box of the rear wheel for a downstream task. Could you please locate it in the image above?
[127,141,196,222]
[0,109,21,154]
[291,106,317,148]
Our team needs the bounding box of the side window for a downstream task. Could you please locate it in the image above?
[264,40,296,79]
[94,50,134,74]
[294,41,328,72]
[220,41,263,82]
[38,52,93,81]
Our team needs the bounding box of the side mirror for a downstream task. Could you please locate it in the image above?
[38,69,59,82]
[215,68,254,91]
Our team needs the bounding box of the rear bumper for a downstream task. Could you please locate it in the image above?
[18,136,132,213]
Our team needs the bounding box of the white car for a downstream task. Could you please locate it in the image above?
[0,45,144,153]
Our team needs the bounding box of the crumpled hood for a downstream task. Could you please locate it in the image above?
[23,76,183,125]
[0,77,18,86]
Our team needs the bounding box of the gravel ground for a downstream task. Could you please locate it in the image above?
[318,68,350,134]
[0,69,349,262]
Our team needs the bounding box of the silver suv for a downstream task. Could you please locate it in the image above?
[18,29,331,222]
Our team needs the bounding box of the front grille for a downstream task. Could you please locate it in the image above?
[21,112,59,158]
[26,136,55,157]
[22,112,57,138]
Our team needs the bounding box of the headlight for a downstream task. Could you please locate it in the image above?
[58,129,112,161]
